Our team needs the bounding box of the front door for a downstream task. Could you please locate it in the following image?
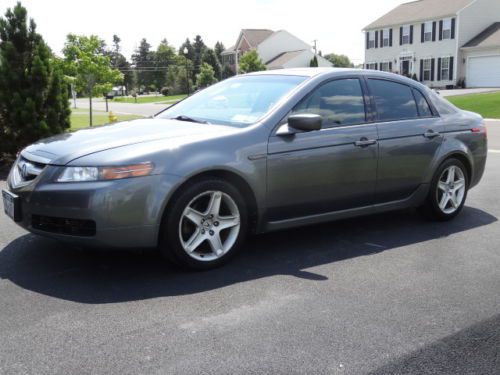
[366,78,445,203]
[266,78,379,222]
[401,60,410,76]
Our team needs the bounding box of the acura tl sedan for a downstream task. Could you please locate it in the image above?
[3,68,487,269]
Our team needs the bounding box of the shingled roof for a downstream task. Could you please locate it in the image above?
[241,29,274,48]
[364,0,475,30]
[463,22,500,48]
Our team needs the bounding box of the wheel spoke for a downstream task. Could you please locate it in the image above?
[208,232,224,257]
[184,207,204,225]
[446,166,455,184]
[439,194,450,211]
[217,215,240,230]
[454,178,465,192]
[450,193,459,209]
[206,191,222,216]
[438,181,448,192]
[184,230,206,253]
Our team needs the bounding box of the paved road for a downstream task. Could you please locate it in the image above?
[73,98,168,117]
[1,123,500,374]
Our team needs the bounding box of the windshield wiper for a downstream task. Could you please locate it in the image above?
[170,115,210,124]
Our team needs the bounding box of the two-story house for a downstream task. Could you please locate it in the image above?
[221,29,332,73]
[363,0,500,88]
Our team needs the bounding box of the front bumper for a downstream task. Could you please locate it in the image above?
[6,165,182,248]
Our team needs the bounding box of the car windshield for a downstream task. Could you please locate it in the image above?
[157,75,307,127]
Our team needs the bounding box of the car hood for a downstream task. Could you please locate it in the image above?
[22,118,239,165]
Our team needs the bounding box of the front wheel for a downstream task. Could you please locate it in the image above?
[422,158,469,221]
[160,179,248,270]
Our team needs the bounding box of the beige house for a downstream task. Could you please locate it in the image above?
[363,0,500,88]
[221,29,332,73]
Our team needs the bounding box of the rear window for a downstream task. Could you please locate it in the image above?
[426,89,458,115]
[413,89,433,117]
[368,79,419,121]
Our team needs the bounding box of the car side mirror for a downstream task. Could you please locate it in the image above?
[288,114,322,132]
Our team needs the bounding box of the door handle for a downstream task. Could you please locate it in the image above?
[355,138,377,147]
[424,130,440,139]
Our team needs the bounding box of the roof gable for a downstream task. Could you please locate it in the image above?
[463,22,500,48]
[364,0,475,30]
[239,29,274,49]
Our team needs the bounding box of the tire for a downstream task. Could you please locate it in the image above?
[421,158,469,221]
[159,178,248,270]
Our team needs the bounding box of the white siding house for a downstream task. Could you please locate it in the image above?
[363,0,500,88]
[221,29,332,73]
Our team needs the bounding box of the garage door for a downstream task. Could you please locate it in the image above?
[468,55,500,88]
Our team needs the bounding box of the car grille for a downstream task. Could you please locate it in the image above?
[32,215,96,236]
[11,156,46,187]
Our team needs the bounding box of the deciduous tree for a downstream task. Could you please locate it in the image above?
[62,34,122,126]
[196,62,217,88]
[238,50,266,73]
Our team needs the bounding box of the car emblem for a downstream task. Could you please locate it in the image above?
[19,162,31,179]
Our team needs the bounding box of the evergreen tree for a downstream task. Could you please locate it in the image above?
[153,39,176,90]
[108,34,133,94]
[192,35,206,77]
[214,41,225,63]
[132,38,155,91]
[202,48,221,80]
[0,2,70,155]
[178,38,195,61]
[309,55,319,67]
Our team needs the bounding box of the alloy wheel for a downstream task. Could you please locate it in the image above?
[178,190,241,261]
[436,165,466,215]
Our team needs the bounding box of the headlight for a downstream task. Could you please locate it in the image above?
[57,163,154,182]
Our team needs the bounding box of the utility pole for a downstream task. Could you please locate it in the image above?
[312,40,318,55]
[235,49,239,75]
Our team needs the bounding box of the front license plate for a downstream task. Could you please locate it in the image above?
[2,189,22,222]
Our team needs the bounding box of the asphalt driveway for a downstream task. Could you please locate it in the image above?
[1,123,499,374]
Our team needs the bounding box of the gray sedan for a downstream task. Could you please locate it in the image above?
[2,68,488,269]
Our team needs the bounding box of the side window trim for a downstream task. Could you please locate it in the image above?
[284,76,369,130]
[367,77,432,123]
[411,87,437,118]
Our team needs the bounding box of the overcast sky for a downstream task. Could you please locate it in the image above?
[1,0,403,64]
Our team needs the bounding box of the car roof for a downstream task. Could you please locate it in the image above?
[246,67,359,77]
[245,68,424,88]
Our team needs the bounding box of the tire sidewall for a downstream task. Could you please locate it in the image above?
[160,179,248,270]
[428,158,469,221]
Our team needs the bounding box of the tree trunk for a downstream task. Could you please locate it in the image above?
[89,95,93,127]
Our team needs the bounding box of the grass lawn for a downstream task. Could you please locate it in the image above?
[70,110,143,130]
[112,94,186,104]
[447,91,500,119]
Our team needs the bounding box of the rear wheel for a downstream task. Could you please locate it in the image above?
[160,179,248,270]
[422,158,469,221]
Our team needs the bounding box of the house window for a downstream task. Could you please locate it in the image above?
[383,29,390,47]
[424,22,433,42]
[442,18,452,39]
[441,57,450,80]
[380,62,391,72]
[402,25,410,45]
[368,32,376,49]
[366,63,377,70]
[423,59,432,81]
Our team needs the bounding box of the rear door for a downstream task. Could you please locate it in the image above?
[367,78,445,203]
[266,77,379,221]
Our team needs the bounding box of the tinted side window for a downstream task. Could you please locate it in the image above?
[368,79,419,121]
[413,89,433,117]
[292,79,366,127]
